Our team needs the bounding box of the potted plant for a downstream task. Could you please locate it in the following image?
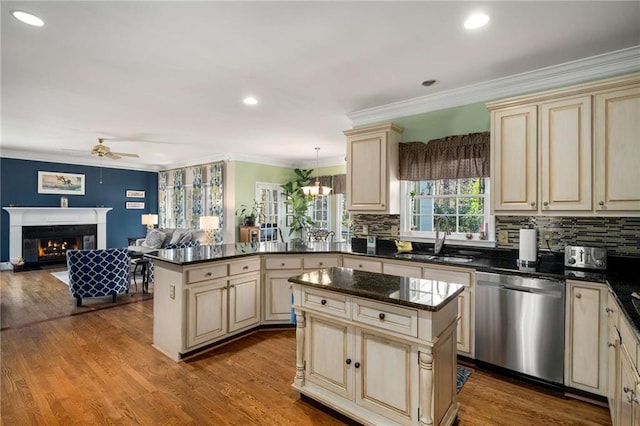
[235,200,265,226]
[282,168,315,240]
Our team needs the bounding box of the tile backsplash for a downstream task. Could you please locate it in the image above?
[353,214,640,257]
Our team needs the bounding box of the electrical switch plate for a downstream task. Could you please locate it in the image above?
[169,285,175,299]
[362,225,368,235]
[391,225,398,236]
[542,230,554,244]
[498,230,509,244]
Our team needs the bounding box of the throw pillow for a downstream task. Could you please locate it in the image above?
[178,231,193,244]
[170,230,186,244]
[142,230,166,249]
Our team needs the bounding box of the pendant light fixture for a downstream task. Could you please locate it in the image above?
[301,147,332,197]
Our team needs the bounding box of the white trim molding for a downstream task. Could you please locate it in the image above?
[348,46,640,126]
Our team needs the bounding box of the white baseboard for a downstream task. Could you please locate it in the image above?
[0,262,13,271]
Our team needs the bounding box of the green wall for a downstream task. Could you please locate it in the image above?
[316,165,346,176]
[392,102,490,142]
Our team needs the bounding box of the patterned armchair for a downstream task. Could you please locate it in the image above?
[146,240,201,284]
[66,248,130,307]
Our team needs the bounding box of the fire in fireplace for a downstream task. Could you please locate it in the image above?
[22,225,97,266]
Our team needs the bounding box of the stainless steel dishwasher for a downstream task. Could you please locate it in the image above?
[474,271,565,385]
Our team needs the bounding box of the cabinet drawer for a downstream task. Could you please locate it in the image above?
[423,265,473,287]
[352,297,418,337]
[382,261,422,278]
[619,315,638,368]
[228,258,261,276]
[302,287,350,319]
[265,256,303,270]
[187,263,227,284]
[343,256,382,273]
[303,255,340,270]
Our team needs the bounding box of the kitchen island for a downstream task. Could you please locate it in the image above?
[289,267,464,426]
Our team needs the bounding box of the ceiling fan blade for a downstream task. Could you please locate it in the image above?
[105,152,122,160]
[110,152,139,158]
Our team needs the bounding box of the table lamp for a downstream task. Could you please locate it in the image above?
[141,214,158,231]
[199,216,219,245]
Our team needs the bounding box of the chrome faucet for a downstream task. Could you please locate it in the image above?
[434,217,451,255]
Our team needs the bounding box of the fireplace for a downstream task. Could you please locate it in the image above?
[22,225,97,265]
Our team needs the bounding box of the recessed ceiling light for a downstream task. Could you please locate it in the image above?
[464,13,489,30]
[11,10,44,27]
[421,80,438,87]
[243,96,258,105]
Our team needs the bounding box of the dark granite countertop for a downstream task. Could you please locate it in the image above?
[288,267,464,312]
[143,240,640,340]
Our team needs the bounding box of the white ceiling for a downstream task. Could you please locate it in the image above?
[1,1,639,171]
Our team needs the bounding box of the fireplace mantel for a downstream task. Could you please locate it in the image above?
[3,207,112,261]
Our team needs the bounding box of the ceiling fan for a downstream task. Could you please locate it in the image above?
[91,138,139,160]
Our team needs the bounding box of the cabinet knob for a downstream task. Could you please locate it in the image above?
[358,264,363,268]
[530,202,536,207]
[243,265,249,270]
[606,307,614,313]
[543,201,549,207]
[205,272,212,277]
[346,358,352,365]
[575,293,582,299]
[379,313,386,320]
[281,263,285,267]
[599,201,605,206]
[608,342,616,348]
[319,262,323,266]
[624,386,633,394]
[321,299,327,305]
[354,362,360,369]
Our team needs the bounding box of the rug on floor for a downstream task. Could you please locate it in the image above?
[457,365,472,393]
[51,270,69,286]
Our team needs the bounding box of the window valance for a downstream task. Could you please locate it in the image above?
[316,174,346,195]
[399,132,490,181]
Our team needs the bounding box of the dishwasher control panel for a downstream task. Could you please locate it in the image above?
[564,245,607,270]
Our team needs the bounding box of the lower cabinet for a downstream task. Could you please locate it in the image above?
[228,271,261,332]
[186,278,228,347]
[565,280,608,396]
[292,284,459,426]
[618,346,640,426]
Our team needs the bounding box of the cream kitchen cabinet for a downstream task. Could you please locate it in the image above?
[344,123,403,214]
[342,255,382,273]
[607,291,621,424]
[594,85,640,212]
[488,73,640,216]
[610,309,640,426]
[153,257,261,361]
[292,282,460,426]
[564,280,608,396]
[262,254,341,324]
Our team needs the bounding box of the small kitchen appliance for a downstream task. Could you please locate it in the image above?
[564,245,607,270]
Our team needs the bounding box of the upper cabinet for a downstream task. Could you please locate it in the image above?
[488,73,640,216]
[344,123,403,214]
[594,86,640,212]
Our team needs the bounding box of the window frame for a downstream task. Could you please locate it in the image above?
[399,179,495,246]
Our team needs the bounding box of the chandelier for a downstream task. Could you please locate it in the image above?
[302,147,332,196]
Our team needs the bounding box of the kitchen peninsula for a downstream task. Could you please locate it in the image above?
[289,267,463,426]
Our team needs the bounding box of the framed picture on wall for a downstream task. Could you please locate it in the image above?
[126,190,145,198]
[37,171,85,195]
[125,202,145,209]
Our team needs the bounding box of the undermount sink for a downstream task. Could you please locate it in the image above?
[394,252,474,264]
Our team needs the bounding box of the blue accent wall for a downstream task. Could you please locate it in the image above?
[1,158,158,262]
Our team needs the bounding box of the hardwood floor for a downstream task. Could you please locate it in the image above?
[1,269,612,425]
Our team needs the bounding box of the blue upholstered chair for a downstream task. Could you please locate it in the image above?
[144,240,201,285]
[66,248,131,307]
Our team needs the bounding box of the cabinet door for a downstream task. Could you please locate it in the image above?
[606,293,620,424]
[619,346,639,426]
[263,269,299,323]
[594,86,640,211]
[540,96,592,211]
[305,315,353,399]
[345,123,402,214]
[228,271,261,332]
[491,105,538,211]
[565,281,607,396]
[456,289,472,356]
[186,279,227,348]
[355,330,415,424]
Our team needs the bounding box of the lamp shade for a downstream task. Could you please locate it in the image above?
[141,214,158,226]
[199,216,219,230]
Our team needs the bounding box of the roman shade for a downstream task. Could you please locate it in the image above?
[399,132,490,181]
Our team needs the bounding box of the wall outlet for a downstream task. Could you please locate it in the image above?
[169,285,175,299]
[362,225,368,235]
[542,230,554,245]
[498,230,509,244]
[390,225,398,236]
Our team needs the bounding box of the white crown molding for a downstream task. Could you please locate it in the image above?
[0,149,161,172]
[347,45,640,126]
